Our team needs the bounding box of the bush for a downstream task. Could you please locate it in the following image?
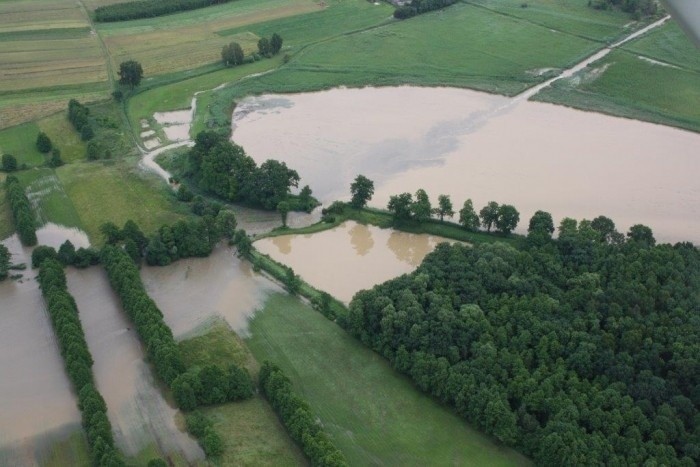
[49,148,64,168]
[1,154,17,172]
[185,411,225,457]
[36,132,52,153]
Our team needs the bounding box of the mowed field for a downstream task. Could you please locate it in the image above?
[0,0,111,128]
[246,293,531,466]
[534,21,700,132]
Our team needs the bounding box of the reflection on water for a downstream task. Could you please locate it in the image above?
[254,221,453,303]
[66,268,203,462]
[232,86,700,244]
[141,244,278,338]
[0,235,82,462]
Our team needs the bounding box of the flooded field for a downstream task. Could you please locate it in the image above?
[66,268,204,462]
[232,86,700,244]
[255,221,453,302]
[0,235,82,465]
[140,245,278,338]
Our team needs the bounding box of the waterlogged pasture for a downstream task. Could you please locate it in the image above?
[255,221,454,302]
[246,293,531,466]
[232,86,700,244]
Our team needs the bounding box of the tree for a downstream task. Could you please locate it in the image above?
[0,243,10,281]
[270,33,283,55]
[80,125,94,141]
[591,215,619,243]
[479,201,500,232]
[118,60,143,89]
[277,201,290,228]
[100,222,122,244]
[298,185,314,211]
[528,210,554,242]
[434,194,454,221]
[411,189,432,222]
[49,148,63,168]
[215,210,237,241]
[257,37,271,57]
[350,175,374,209]
[36,132,52,153]
[495,204,519,234]
[459,199,480,231]
[627,224,655,247]
[221,42,244,66]
[387,192,413,222]
[1,154,17,172]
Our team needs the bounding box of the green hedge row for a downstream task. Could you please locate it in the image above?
[5,176,37,246]
[95,0,234,22]
[37,259,123,466]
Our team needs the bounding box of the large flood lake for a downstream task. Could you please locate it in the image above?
[232,86,700,244]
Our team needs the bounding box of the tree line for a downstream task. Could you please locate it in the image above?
[344,213,699,465]
[37,258,123,466]
[68,99,95,142]
[94,0,235,22]
[394,0,457,19]
[5,176,37,246]
[0,244,10,281]
[186,131,312,211]
[589,0,657,19]
[259,362,348,467]
[32,242,100,269]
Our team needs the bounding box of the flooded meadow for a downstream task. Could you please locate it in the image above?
[232,86,700,244]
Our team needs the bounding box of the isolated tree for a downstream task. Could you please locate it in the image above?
[459,199,480,231]
[257,37,271,57]
[277,201,290,227]
[528,210,554,242]
[495,204,519,234]
[434,194,454,221]
[270,33,283,55]
[479,201,500,232]
[350,175,374,208]
[118,60,143,89]
[1,154,17,172]
[411,189,432,222]
[221,42,244,66]
[387,192,413,222]
[36,132,52,153]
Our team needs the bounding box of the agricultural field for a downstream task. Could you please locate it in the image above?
[246,293,531,466]
[534,21,700,132]
[178,321,307,466]
[0,0,111,128]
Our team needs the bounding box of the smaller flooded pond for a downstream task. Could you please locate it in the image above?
[254,221,454,303]
[141,245,278,338]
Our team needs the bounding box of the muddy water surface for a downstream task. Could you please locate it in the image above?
[66,268,204,462]
[255,221,453,302]
[0,235,82,464]
[232,86,700,244]
[141,245,278,338]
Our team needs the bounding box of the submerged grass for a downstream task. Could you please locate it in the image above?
[246,293,531,466]
[41,431,90,467]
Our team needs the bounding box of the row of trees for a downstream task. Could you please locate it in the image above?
[187,131,307,210]
[589,0,657,19]
[344,214,699,465]
[221,33,282,67]
[95,0,234,22]
[0,244,10,281]
[68,99,95,142]
[172,363,253,410]
[31,243,100,269]
[259,362,348,467]
[5,176,37,246]
[394,0,457,19]
[185,412,224,457]
[37,258,123,466]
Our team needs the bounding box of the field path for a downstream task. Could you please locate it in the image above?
[77,0,116,89]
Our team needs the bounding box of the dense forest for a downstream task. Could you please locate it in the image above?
[94,0,234,22]
[5,176,37,246]
[345,217,699,465]
[186,131,306,210]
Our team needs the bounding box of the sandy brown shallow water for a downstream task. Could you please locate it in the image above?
[232,86,700,245]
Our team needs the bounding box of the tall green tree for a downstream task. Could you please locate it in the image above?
[118,60,143,89]
[496,204,519,234]
[627,224,655,247]
[36,132,52,153]
[0,244,10,281]
[387,192,413,222]
[221,42,244,66]
[434,194,454,221]
[350,175,374,209]
[270,33,283,55]
[1,154,17,172]
[411,189,432,222]
[277,201,290,227]
[459,199,480,231]
[479,201,500,232]
[528,210,554,243]
[257,37,271,57]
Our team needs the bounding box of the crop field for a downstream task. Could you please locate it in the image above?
[98,0,324,77]
[0,0,110,128]
[534,21,700,132]
[178,321,307,466]
[246,293,531,466]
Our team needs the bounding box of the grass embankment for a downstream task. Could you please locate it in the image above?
[246,293,531,466]
[533,22,700,133]
[178,320,307,466]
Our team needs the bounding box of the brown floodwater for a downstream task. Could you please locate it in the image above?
[140,244,278,338]
[254,221,453,303]
[0,235,82,465]
[66,267,204,462]
[232,86,700,244]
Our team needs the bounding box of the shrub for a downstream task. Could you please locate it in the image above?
[36,132,52,153]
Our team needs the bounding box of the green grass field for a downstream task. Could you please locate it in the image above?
[15,168,84,228]
[533,20,700,132]
[0,122,45,167]
[178,320,307,466]
[40,431,90,467]
[246,293,531,466]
